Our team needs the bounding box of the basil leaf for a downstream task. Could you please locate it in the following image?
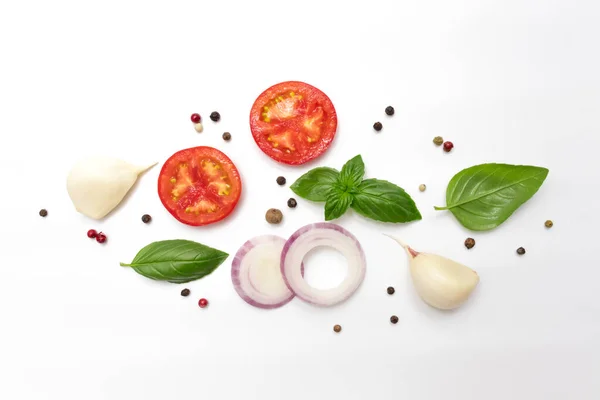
[324,189,353,221]
[290,167,340,202]
[120,239,228,283]
[435,163,549,231]
[351,179,422,223]
[339,155,365,189]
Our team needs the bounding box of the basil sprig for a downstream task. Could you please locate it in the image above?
[290,155,421,223]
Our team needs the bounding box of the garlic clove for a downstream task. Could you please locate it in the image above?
[67,156,156,220]
[385,235,479,310]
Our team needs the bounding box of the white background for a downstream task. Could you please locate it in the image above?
[1,0,599,399]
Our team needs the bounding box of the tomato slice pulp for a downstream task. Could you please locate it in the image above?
[249,81,337,165]
[158,146,242,226]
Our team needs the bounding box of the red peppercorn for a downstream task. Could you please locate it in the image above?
[87,229,97,238]
[96,232,107,243]
[198,298,208,308]
[190,113,201,123]
[443,141,454,152]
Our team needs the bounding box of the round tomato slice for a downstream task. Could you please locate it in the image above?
[158,146,242,226]
[249,81,337,165]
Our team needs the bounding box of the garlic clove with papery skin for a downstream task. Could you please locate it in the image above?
[67,156,157,220]
[385,235,479,310]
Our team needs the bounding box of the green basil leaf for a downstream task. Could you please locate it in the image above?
[324,189,353,221]
[290,167,340,202]
[339,155,365,189]
[434,163,549,231]
[120,239,228,283]
[351,179,422,223]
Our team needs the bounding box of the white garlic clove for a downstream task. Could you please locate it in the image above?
[66,156,156,220]
[386,235,479,310]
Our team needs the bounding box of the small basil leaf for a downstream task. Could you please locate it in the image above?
[351,179,422,223]
[290,167,340,202]
[434,163,549,231]
[120,239,228,284]
[324,189,353,221]
[339,155,365,189]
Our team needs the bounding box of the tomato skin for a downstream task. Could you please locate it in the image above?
[158,146,242,226]
[249,81,338,165]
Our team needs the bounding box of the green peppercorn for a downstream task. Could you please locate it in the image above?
[433,136,443,146]
[209,111,220,122]
[181,288,190,297]
[39,209,48,217]
[390,315,399,324]
[385,106,395,116]
[373,122,383,131]
[222,132,231,141]
[517,247,526,255]
[545,220,553,228]
[387,286,395,295]
[287,198,297,208]
[276,176,286,185]
[141,214,151,223]
[333,324,342,333]
[464,238,475,249]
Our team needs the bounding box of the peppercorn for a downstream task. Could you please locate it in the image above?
[419,184,426,192]
[209,111,220,122]
[87,229,97,238]
[385,106,395,116]
[387,286,395,295]
[276,176,286,185]
[39,209,48,217]
[287,198,297,208]
[373,122,383,131]
[443,141,454,152]
[390,315,399,324]
[222,132,231,141]
[433,136,444,146]
[464,238,475,249]
[96,232,107,244]
[190,113,201,123]
[265,208,283,224]
[333,324,342,333]
[517,247,526,255]
[545,220,553,228]
[141,214,151,223]
[194,123,203,133]
[198,298,209,308]
[181,288,190,297]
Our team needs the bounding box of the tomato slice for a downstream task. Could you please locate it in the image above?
[249,81,338,165]
[158,146,242,226]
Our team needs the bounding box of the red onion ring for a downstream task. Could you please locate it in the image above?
[232,235,303,309]
[281,223,366,306]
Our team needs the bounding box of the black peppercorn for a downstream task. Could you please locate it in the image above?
[517,247,526,255]
[287,198,297,208]
[373,122,383,131]
[141,214,152,223]
[39,209,48,217]
[222,132,231,141]
[385,106,395,116]
[464,238,475,249]
[390,315,399,324]
[387,286,395,295]
[276,176,286,185]
[209,111,220,122]
[333,324,342,333]
[181,288,190,297]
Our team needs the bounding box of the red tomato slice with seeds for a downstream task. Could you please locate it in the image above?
[158,146,242,226]
[249,81,338,165]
